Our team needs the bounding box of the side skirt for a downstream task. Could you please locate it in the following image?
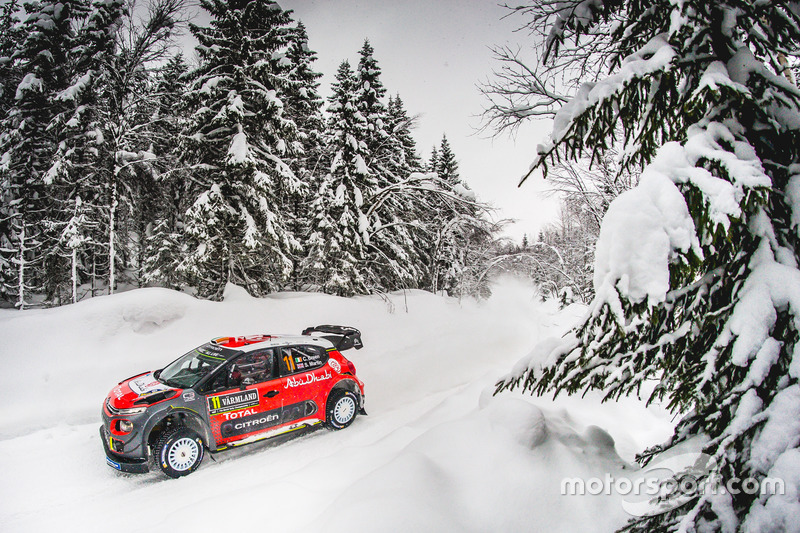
[212,419,324,453]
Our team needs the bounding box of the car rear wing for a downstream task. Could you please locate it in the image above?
[302,325,363,351]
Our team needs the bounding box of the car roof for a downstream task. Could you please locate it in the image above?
[210,334,334,352]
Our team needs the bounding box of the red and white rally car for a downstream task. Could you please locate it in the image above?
[101,325,365,477]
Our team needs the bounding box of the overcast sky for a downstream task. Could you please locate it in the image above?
[190,0,561,241]
[274,0,561,241]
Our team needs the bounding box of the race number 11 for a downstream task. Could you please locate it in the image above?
[283,353,296,372]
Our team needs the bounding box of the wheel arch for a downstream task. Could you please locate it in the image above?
[145,407,213,451]
[327,378,363,409]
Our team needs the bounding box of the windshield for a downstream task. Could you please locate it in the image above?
[159,343,240,389]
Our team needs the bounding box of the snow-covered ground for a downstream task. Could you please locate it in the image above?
[0,279,673,532]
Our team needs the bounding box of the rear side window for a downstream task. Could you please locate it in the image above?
[279,345,328,375]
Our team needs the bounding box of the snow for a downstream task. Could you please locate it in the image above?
[722,247,800,380]
[0,280,673,532]
[15,73,43,100]
[746,448,800,532]
[57,72,93,101]
[749,386,800,474]
[355,154,368,175]
[593,158,698,307]
[198,76,225,95]
[227,128,250,164]
[453,183,476,201]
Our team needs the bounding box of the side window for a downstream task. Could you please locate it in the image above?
[229,349,275,387]
[200,369,229,393]
[279,345,328,375]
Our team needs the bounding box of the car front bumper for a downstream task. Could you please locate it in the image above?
[100,426,149,474]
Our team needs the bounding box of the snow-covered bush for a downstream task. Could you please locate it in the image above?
[496,1,800,531]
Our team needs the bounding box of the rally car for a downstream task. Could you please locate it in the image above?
[101,325,365,478]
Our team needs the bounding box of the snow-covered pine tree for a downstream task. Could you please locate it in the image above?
[48,0,126,299]
[281,19,325,286]
[495,2,800,531]
[427,146,439,174]
[0,0,22,304]
[141,54,190,290]
[426,134,492,296]
[179,0,303,299]
[1,0,82,306]
[0,0,123,306]
[353,42,421,290]
[355,39,389,156]
[283,20,325,177]
[301,60,370,295]
[372,93,429,290]
[97,0,189,294]
[436,134,459,185]
[0,0,19,112]
[386,94,423,175]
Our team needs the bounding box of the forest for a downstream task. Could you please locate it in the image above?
[0,0,539,307]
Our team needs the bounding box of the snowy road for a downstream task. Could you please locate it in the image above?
[0,281,673,532]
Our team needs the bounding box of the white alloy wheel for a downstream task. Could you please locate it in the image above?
[333,395,356,425]
[167,437,200,471]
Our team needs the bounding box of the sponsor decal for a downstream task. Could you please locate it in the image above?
[328,359,341,373]
[219,401,315,438]
[195,342,237,362]
[106,457,121,470]
[182,390,196,402]
[220,407,258,421]
[208,389,259,415]
[284,370,332,388]
[281,347,325,373]
[129,375,170,396]
[113,387,124,399]
[221,407,282,438]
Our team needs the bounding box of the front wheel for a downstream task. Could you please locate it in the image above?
[153,427,204,478]
[325,390,359,430]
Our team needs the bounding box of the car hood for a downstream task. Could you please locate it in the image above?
[108,372,179,409]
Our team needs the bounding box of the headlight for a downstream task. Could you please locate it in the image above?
[118,420,134,433]
[116,406,147,415]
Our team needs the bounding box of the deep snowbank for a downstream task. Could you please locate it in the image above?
[0,279,672,532]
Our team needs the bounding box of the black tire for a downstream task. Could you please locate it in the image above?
[325,389,359,430]
[153,427,204,478]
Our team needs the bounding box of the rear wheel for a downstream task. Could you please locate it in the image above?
[325,389,358,430]
[153,427,204,478]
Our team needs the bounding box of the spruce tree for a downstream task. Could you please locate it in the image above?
[427,146,439,174]
[302,60,370,295]
[355,39,389,156]
[0,0,88,306]
[141,54,191,290]
[426,134,486,296]
[96,0,186,294]
[179,0,303,299]
[352,42,421,290]
[386,94,423,175]
[436,134,459,185]
[282,20,325,285]
[0,0,123,306]
[283,20,325,176]
[0,0,22,304]
[495,2,800,531]
[50,0,126,299]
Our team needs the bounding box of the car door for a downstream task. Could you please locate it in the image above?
[278,344,332,424]
[203,348,288,446]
